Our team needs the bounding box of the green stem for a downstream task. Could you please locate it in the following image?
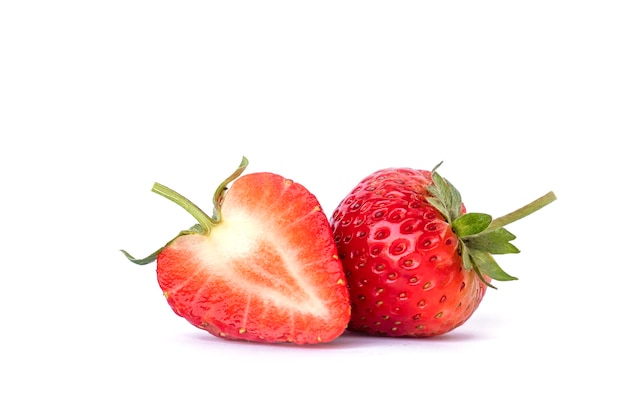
[122,157,250,265]
[152,183,217,233]
[486,191,557,232]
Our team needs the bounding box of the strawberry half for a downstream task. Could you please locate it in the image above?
[330,163,556,337]
[122,157,350,344]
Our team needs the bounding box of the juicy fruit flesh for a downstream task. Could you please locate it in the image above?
[331,168,488,337]
[156,173,350,344]
[177,217,329,317]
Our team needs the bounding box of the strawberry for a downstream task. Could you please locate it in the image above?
[122,157,350,344]
[329,163,556,337]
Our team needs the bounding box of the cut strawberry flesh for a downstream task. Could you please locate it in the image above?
[156,172,350,344]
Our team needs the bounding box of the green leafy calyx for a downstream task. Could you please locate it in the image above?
[426,163,557,288]
[121,156,249,265]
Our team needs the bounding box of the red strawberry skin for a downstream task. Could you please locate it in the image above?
[330,168,488,337]
[155,172,351,344]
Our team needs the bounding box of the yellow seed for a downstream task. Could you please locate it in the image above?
[239,328,247,334]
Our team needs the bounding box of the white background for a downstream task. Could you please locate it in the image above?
[1,1,624,416]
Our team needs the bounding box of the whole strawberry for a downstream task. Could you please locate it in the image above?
[122,157,350,344]
[330,163,555,337]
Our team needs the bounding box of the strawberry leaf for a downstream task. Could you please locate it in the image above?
[426,196,449,222]
[452,212,492,238]
[465,228,520,254]
[469,250,518,282]
[459,240,473,271]
[121,248,162,265]
[121,227,201,265]
[427,163,463,223]
[212,156,249,222]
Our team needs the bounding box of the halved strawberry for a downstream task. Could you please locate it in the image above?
[122,157,350,344]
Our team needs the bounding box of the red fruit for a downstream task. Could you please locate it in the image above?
[330,163,556,337]
[123,157,350,344]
